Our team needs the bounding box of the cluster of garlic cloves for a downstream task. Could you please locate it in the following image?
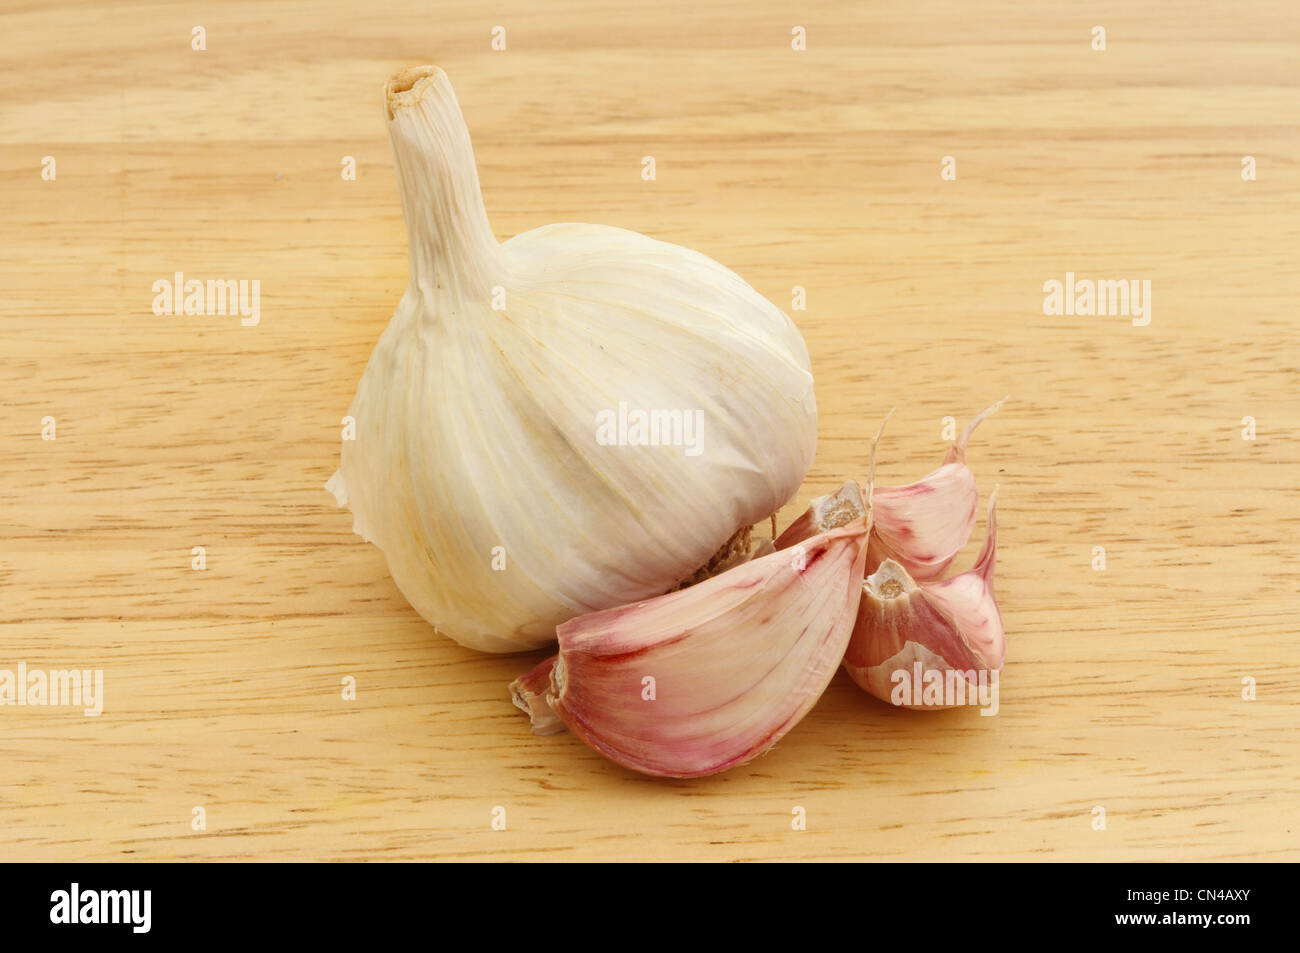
[844,401,1007,709]
[510,404,1006,775]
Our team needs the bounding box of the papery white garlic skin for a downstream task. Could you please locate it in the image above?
[328,66,817,652]
[845,490,1004,707]
[547,521,869,778]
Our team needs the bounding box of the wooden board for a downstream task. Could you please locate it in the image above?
[1,0,1296,860]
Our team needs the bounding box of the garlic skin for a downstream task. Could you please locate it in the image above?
[844,490,1004,707]
[509,656,565,735]
[328,66,817,652]
[546,521,869,778]
[867,398,1005,581]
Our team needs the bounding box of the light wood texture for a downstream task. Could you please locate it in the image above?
[2,0,1296,861]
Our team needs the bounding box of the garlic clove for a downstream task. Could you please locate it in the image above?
[546,521,870,778]
[869,398,1006,580]
[509,655,566,735]
[509,530,781,736]
[844,489,1004,708]
[866,464,977,581]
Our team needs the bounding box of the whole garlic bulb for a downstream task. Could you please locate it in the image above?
[327,66,817,653]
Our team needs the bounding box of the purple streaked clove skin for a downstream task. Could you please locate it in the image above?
[543,520,870,778]
[844,489,1004,708]
[867,398,1006,581]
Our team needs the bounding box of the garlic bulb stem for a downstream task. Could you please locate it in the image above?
[386,66,505,302]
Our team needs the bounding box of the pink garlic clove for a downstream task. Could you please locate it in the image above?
[869,397,1005,581]
[545,520,870,778]
[844,488,1004,708]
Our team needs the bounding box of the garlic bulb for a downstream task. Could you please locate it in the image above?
[327,66,817,652]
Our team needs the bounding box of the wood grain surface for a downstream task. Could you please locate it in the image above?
[2,0,1297,861]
